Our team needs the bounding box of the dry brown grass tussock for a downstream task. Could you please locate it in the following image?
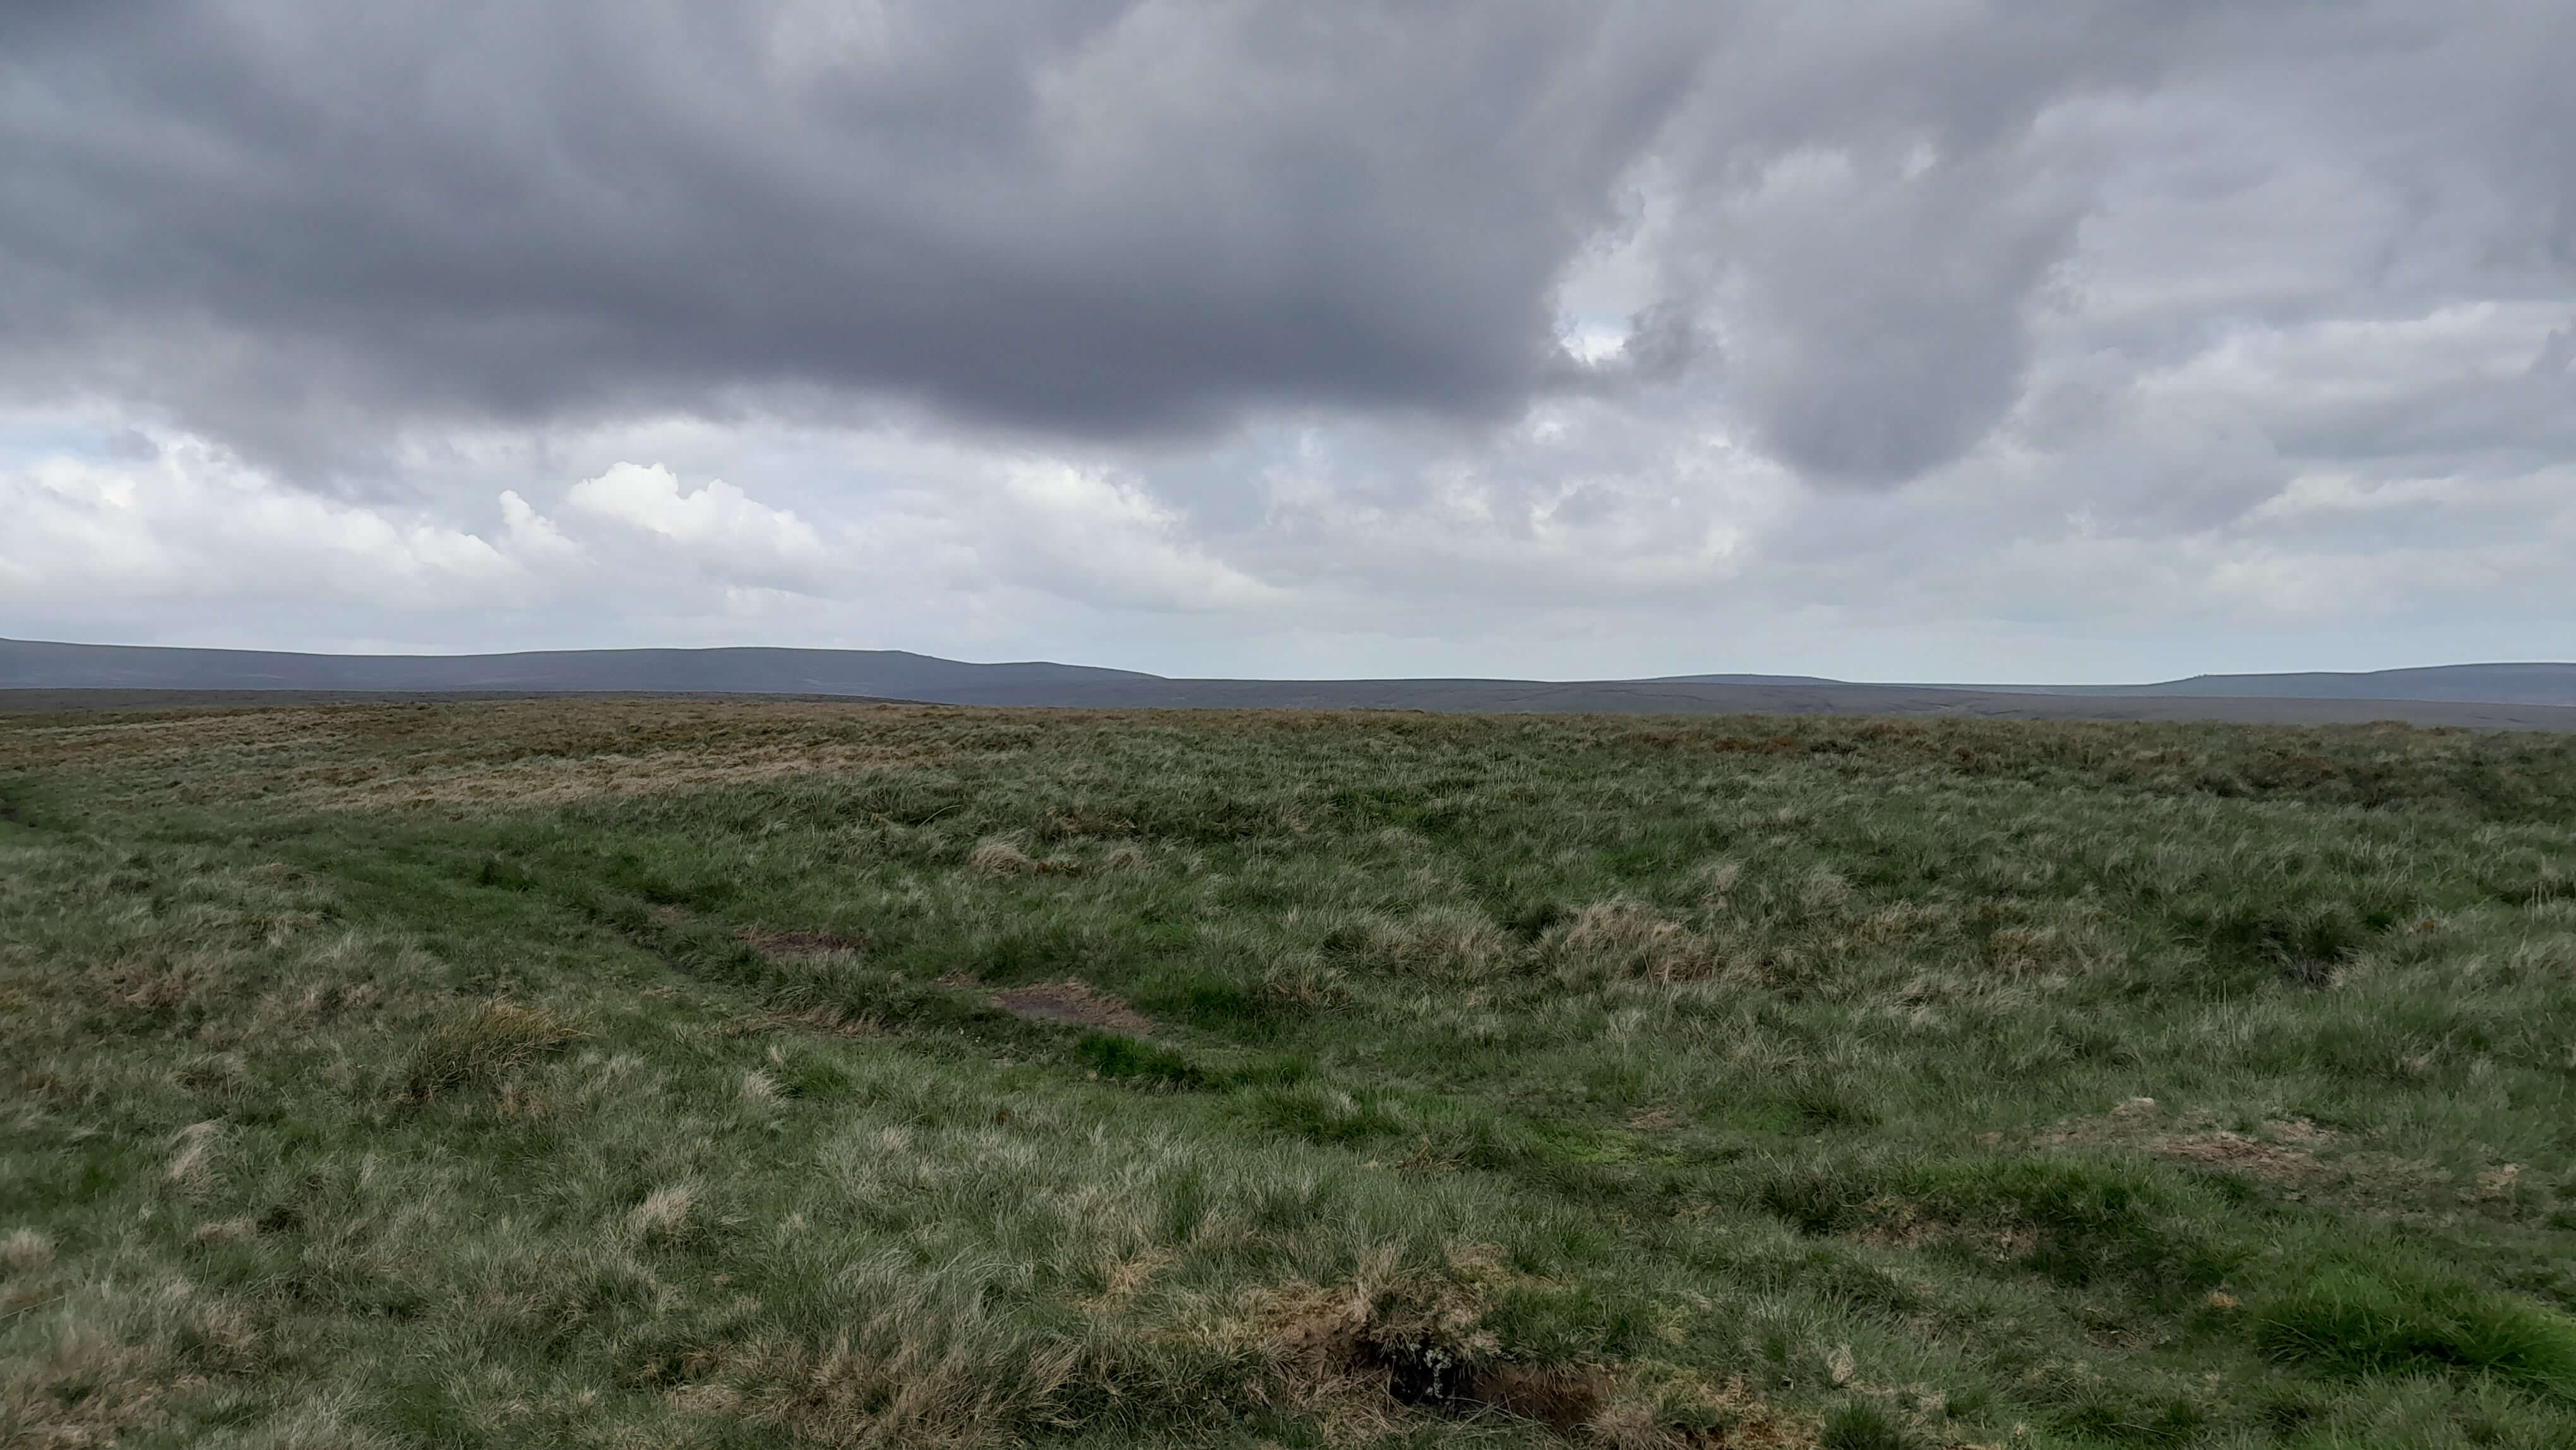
[0,1319,193,1449]
[668,1274,1079,1449]
[401,1001,587,1101]
[623,1186,699,1247]
[97,948,235,1017]
[737,926,868,960]
[1549,899,1724,983]
[0,1230,55,1276]
[1361,907,1514,979]
[965,838,1090,876]
[163,1122,222,1195]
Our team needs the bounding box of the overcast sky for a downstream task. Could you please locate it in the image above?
[4,1,2572,681]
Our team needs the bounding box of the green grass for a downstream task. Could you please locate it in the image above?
[4,699,2576,1447]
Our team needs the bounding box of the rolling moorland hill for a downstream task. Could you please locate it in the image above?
[1928,666,2576,708]
[4,697,2576,1447]
[9,637,2576,729]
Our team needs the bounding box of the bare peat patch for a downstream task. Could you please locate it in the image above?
[988,979,1154,1034]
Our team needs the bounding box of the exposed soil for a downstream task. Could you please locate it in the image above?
[1404,1360,1610,1436]
[2150,1129,2337,1180]
[988,980,1153,1034]
[1251,1272,1811,1446]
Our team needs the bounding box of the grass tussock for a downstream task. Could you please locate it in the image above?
[1359,907,1515,978]
[0,1231,54,1276]
[1545,897,1722,983]
[400,1000,587,1100]
[6,698,2576,1445]
[2258,1258,2576,1391]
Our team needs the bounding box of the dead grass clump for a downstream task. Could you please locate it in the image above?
[168,1053,253,1100]
[164,1121,222,1195]
[215,1398,393,1450]
[0,1321,187,1448]
[1038,807,1138,839]
[1841,901,1953,947]
[97,948,232,1016]
[966,839,1083,877]
[1800,871,1853,913]
[1361,908,1515,979]
[0,1229,54,1275]
[401,1001,587,1101]
[1073,1245,1181,1315]
[1693,859,1744,901]
[676,1266,1076,1449]
[623,1185,698,1247]
[191,1218,259,1247]
[967,838,1034,875]
[739,926,868,961]
[1547,899,1721,983]
[1987,919,2123,976]
[1258,958,1350,1008]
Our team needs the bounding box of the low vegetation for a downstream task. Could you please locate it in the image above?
[4,698,2574,1447]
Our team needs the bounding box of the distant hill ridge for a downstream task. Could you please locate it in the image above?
[1654,662,2576,707]
[7,637,2576,729]
[0,638,1155,697]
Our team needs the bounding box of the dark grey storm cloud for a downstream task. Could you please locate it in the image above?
[0,3,1710,452]
[0,0,2274,483]
[4,1,2571,493]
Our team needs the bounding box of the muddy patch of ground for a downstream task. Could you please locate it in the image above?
[987,980,1154,1034]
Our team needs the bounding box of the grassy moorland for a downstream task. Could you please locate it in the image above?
[3,700,2575,1450]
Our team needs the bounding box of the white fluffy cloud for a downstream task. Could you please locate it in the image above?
[561,462,832,589]
[0,437,1308,652]
[0,434,525,607]
[982,462,1282,612]
[0,445,850,618]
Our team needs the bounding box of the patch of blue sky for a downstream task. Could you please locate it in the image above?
[0,417,155,468]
